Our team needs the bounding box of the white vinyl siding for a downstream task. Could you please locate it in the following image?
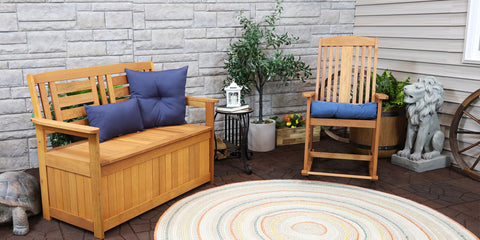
[354,0,480,167]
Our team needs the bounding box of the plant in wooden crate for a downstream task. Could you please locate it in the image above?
[272,114,320,146]
[350,70,411,157]
[223,0,311,151]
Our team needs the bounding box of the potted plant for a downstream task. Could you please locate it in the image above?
[350,70,411,158]
[224,0,311,152]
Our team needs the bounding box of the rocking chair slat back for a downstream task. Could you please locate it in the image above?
[316,36,378,104]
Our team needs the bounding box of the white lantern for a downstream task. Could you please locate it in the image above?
[225,81,242,108]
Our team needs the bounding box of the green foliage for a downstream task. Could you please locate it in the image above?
[224,0,311,123]
[376,70,410,111]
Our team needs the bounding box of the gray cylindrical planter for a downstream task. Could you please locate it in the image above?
[248,119,276,152]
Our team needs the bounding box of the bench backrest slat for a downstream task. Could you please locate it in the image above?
[28,61,154,125]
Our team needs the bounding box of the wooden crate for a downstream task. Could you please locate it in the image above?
[276,126,321,146]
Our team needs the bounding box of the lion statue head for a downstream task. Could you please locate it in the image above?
[403,76,444,125]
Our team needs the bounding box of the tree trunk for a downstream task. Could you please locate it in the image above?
[257,86,264,123]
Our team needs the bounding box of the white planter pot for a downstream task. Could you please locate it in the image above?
[248,119,276,152]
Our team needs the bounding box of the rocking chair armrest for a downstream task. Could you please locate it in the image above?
[374,93,389,101]
[302,91,316,98]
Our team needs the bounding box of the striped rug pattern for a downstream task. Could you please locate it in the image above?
[155,180,478,240]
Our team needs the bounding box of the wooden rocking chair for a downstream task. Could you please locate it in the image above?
[302,36,388,181]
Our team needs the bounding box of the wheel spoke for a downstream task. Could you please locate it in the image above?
[463,110,480,125]
[459,140,480,153]
[470,155,480,170]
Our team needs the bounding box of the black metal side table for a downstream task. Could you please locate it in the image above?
[215,106,253,174]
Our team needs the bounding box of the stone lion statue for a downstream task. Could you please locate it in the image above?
[397,76,445,161]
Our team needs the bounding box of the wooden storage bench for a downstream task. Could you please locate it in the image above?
[27,62,218,239]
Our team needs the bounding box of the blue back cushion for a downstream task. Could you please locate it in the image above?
[84,98,145,142]
[311,101,378,119]
[126,66,188,128]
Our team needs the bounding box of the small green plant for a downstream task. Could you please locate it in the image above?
[224,0,311,123]
[376,70,410,111]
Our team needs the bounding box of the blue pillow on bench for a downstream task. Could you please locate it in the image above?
[84,98,145,142]
[126,66,188,129]
[311,101,378,119]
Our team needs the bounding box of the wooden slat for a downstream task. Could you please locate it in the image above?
[61,106,87,121]
[311,118,376,128]
[54,169,64,210]
[111,75,128,86]
[310,151,372,161]
[352,46,360,104]
[123,168,133,209]
[56,79,91,95]
[113,86,130,100]
[365,46,373,102]
[97,75,109,105]
[131,165,139,205]
[31,62,153,84]
[145,160,153,201]
[50,208,94,232]
[327,46,333,101]
[46,150,91,177]
[76,175,86,218]
[321,36,377,46]
[58,92,95,108]
[319,44,327,101]
[49,82,63,122]
[333,47,340,102]
[105,74,117,104]
[138,161,146,203]
[306,171,374,180]
[339,46,353,103]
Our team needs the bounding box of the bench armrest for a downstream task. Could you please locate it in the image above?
[31,117,99,138]
[185,96,219,128]
[186,96,219,107]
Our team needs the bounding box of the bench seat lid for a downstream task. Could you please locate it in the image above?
[46,124,211,169]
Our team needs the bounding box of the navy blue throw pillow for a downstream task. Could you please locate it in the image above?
[311,101,378,120]
[84,98,145,142]
[126,66,187,128]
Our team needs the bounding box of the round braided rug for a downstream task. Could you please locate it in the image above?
[155,180,478,240]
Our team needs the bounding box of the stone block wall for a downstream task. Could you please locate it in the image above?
[0,0,355,171]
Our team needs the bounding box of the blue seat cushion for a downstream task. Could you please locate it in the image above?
[85,98,145,142]
[126,66,188,128]
[311,101,378,120]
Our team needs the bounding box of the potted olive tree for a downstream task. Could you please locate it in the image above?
[224,0,311,152]
[350,70,411,157]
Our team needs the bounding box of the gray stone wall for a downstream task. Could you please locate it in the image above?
[0,0,355,171]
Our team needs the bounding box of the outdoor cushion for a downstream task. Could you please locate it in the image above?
[84,98,145,142]
[126,66,188,128]
[311,101,377,119]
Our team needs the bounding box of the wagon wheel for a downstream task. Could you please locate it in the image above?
[449,89,480,181]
